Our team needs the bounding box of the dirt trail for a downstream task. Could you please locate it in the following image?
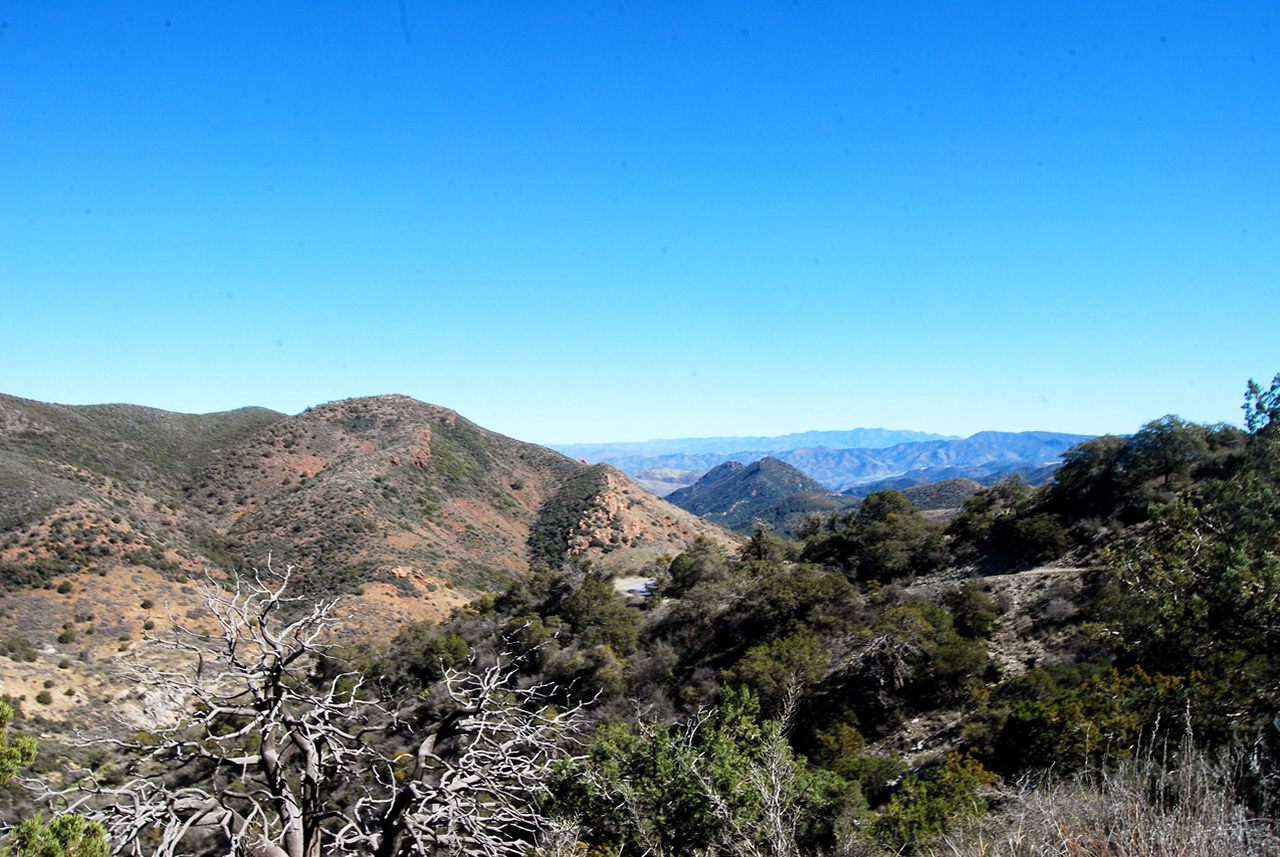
[871,565,1091,767]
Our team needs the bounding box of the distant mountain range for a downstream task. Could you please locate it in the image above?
[552,428,957,462]
[555,430,1093,494]
[661,460,989,537]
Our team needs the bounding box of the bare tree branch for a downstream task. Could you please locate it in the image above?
[35,558,585,857]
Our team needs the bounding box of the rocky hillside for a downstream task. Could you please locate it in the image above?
[0,392,738,736]
[0,393,735,608]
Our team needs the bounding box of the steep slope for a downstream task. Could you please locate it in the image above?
[665,457,856,534]
[529,464,737,571]
[0,393,741,731]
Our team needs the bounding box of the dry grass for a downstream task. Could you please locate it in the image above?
[938,739,1280,857]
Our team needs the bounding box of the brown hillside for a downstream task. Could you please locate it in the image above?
[0,393,737,725]
[0,392,735,624]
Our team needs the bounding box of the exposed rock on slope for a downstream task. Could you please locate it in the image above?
[530,464,737,571]
[0,393,734,611]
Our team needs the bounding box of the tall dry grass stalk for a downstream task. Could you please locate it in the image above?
[937,737,1280,857]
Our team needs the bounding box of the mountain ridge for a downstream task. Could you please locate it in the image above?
[0,392,737,617]
[551,427,958,460]
[562,430,1093,492]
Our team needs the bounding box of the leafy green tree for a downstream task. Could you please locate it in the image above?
[561,577,643,655]
[845,602,987,713]
[949,478,1066,566]
[731,564,857,642]
[664,537,732,598]
[1,702,107,857]
[556,643,629,699]
[555,687,844,856]
[948,582,1001,639]
[1088,377,1280,743]
[1005,512,1068,563]
[740,526,797,564]
[1243,371,1280,434]
[380,627,471,691]
[724,630,830,715]
[1099,490,1280,733]
[3,815,108,857]
[1049,434,1129,519]
[1122,415,1209,491]
[0,701,36,786]
[1244,373,1280,486]
[803,491,945,582]
[853,491,943,581]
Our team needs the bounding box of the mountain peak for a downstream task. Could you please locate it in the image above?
[666,456,853,534]
[0,392,737,634]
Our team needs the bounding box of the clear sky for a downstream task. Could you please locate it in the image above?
[2,2,1277,444]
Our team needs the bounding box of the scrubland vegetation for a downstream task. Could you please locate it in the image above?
[3,374,1280,855]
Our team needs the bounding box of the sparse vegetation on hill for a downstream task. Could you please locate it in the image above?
[0,394,729,610]
[528,465,614,569]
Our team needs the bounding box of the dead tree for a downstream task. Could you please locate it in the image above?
[47,560,584,857]
[349,662,585,857]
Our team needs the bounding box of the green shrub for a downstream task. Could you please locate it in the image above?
[802,491,946,581]
[989,666,1198,774]
[664,537,732,597]
[869,753,998,850]
[724,630,830,716]
[818,722,905,808]
[1007,513,1068,563]
[560,578,643,655]
[1,699,37,783]
[3,637,38,662]
[949,582,1001,638]
[7,812,108,857]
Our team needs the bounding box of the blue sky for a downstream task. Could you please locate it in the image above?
[2,2,1277,444]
